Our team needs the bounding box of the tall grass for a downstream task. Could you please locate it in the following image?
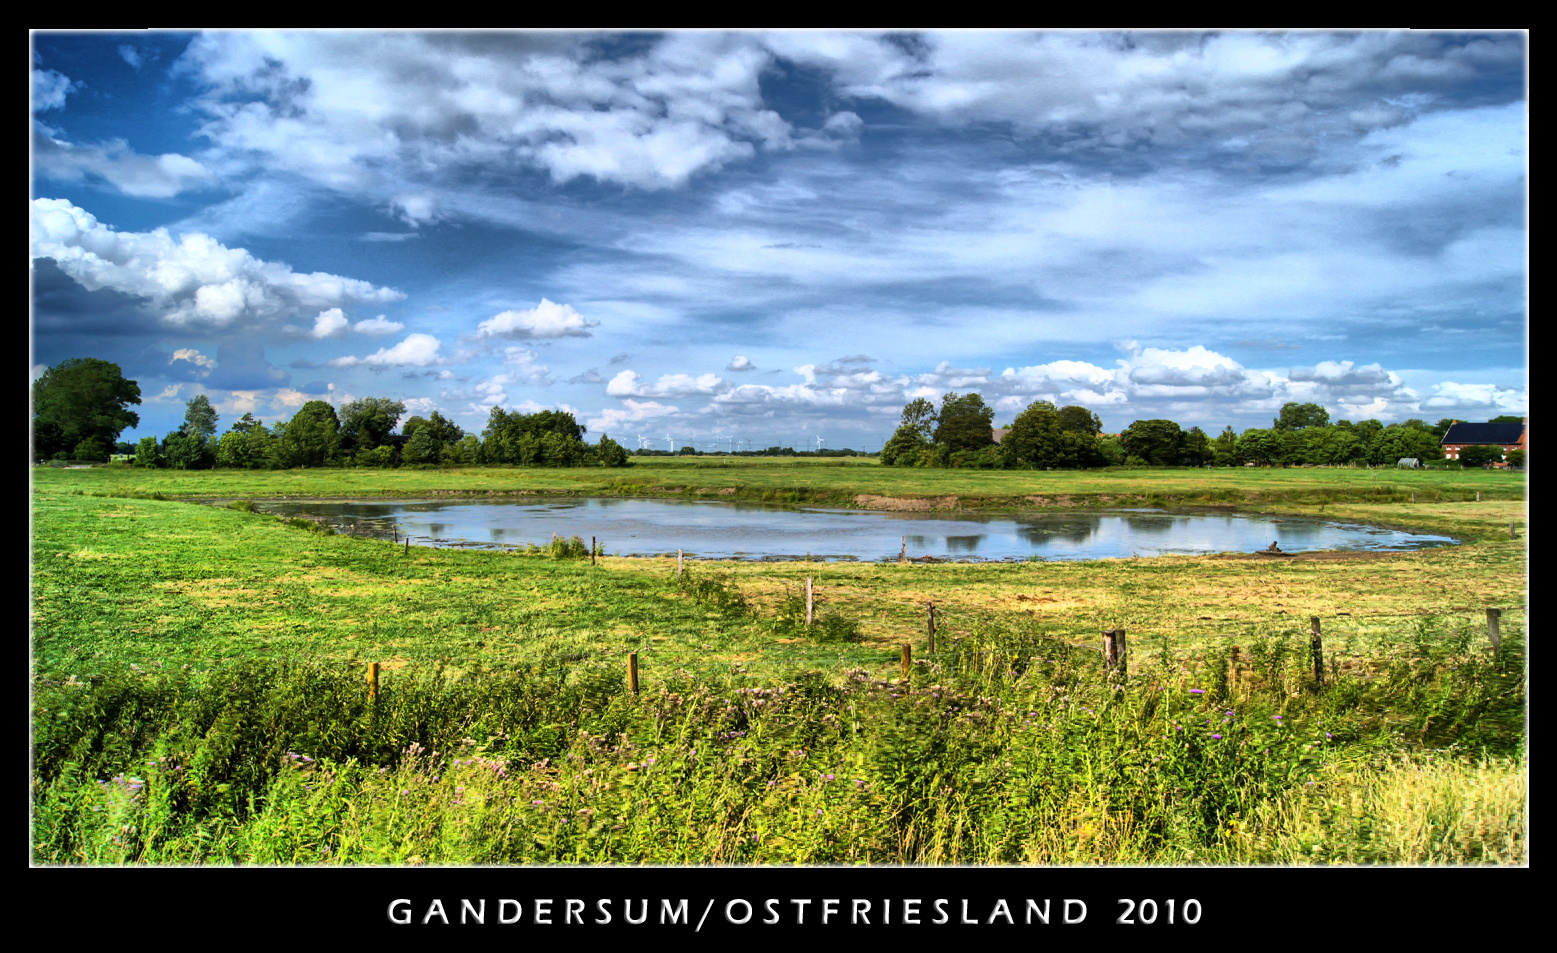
[31,616,1523,865]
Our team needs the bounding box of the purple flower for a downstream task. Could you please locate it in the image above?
[1189,689,1205,694]
[1211,734,1223,740]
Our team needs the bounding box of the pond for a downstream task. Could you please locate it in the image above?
[253,497,1459,562]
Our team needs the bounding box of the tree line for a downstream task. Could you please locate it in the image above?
[31,357,1520,471]
[880,392,1521,470]
[30,358,628,470]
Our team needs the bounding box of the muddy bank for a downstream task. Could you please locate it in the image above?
[853,494,960,511]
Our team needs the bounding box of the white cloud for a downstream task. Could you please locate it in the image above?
[502,346,552,384]
[727,355,756,372]
[328,332,444,367]
[32,69,75,112]
[607,369,727,398]
[178,32,800,196]
[476,298,598,339]
[587,398,682,434]
[311,307,350,338]
[353,315,405,335]
[30,198,405,328]
[33,132,215,198]
[169,348,216,372]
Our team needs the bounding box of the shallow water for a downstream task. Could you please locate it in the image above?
[255,497,1459,562]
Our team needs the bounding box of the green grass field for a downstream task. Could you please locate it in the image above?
[30,463,1526,865]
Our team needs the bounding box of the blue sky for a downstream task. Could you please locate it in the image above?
[31,30,1527,451]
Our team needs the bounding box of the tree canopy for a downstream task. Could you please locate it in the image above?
[932,392,995,453]
[31,357,142,460]
[181,394,219,441]
[339,397,406,455]
[1120,419,1184,466]
[1273,402,1330,431]
[272,400,341,468]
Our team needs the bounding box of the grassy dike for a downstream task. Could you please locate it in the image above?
[30,464,1526,865]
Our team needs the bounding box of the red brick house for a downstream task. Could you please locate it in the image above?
[1440,420,1527,465]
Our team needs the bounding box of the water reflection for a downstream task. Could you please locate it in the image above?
[253,497,1458,562]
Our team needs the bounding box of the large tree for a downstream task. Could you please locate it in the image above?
[181,394,219,441]
[215,414,274,469]
[481,407,588,466]
[880,398,938,466]
[272,401,341,468]
[1273,402,1330,431]
[1364,422,1442,466]
[1120,419,1184,466]
[1056,404,1103,436]
[31,357,142,461]
[339,397,406,455]
[401,410,464,464]
[932,392,995,453]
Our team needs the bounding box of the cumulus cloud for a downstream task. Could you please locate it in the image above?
[353,315,405,335]
[30,198,405,328]
[310,307,350,338]
[169,348,215,375]
[1419,381,1527,417]
[727,355,756,372]
[502,346,553,384]
[607,369,728,398]
[476,298,598,340]
[33,131,215,198]
[587,398,682,434]
[177,31,798,196]
[32,68,75,112]
[328,332,444,367]
[775,31,1522,164]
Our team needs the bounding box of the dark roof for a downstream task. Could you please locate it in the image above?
[1441,422,1525,446]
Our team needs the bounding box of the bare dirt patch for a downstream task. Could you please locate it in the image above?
[854,494,959,511]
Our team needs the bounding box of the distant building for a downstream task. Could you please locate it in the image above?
[991,428,1010,444]
[1440,420,1527,465]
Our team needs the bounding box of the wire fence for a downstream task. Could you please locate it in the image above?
[33,590,1524,688]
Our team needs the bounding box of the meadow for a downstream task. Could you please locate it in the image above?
[30,462,1526,864]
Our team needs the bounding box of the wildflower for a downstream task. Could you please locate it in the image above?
[1211,734,1223,740]
[1188,688,1205,694]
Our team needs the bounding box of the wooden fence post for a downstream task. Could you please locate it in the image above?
[404,537,409,555]
[901,643,912,680]
[591,536,597,566]
[677,549,683,581]
[927,600,937,655]
[1310,616,1324,690]
[1486,608,1502,655]
[805,577,814,627]
[627,652,639,695]
[367,661,380,701]
[899,536,906,564]
[1511,522,1518,540]
[1103,629,1127,679]
[1477,491,1482,502]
